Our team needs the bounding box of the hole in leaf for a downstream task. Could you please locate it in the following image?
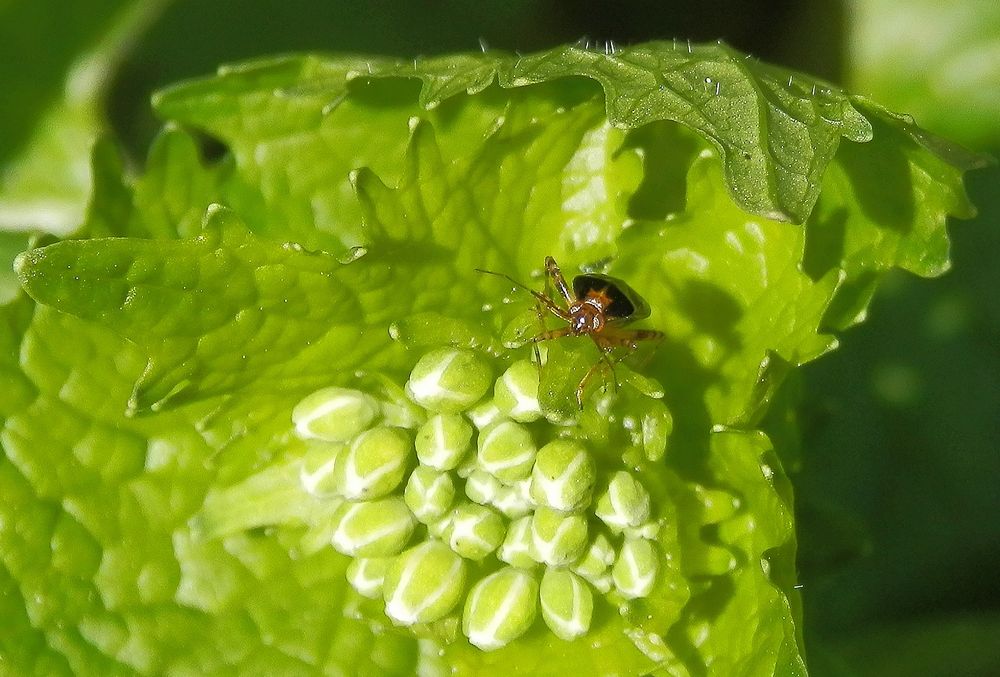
[622,121,703,221]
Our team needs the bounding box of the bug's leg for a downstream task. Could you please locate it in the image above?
[588,335,622,389]
[575,350,618,409]
[627,329,665,369]
[530,265,556,370]
[529,294,549,367]
[529,326,574,343]
[602,329,664,373]
[582,329,665,406]
[576,362,598,408]
[598,328,664,352]
[544,256,574,306]
[575,370,591,409]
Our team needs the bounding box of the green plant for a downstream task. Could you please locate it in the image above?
[1,41,988,675]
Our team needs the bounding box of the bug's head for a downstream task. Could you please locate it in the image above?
[570,304,604,335]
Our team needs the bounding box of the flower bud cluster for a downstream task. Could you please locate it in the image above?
[292,347,666,650]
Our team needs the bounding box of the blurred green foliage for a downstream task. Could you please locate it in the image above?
[797,2,1000,674]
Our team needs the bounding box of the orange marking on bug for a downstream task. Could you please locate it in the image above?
[583,288,614,310]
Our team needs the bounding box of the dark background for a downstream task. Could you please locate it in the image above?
[9,1,1000,674]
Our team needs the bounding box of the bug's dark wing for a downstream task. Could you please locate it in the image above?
[572,274,651,321]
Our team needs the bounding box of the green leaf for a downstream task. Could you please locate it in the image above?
[0,300,418,674]
[4,40,987,676]
[16,204,423,413]
[803,98,988,330]
[154,42,873,230]
[615,149,842,426]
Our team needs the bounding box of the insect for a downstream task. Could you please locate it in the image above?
[476,256,662,407]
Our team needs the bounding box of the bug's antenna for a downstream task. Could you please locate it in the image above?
[476,267,549,367]
[476,267,567,317]
[474,268,537,296]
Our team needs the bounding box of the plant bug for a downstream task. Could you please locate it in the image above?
[477,256,663,407]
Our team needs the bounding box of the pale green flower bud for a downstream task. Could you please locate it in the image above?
[493,360,542,422]
[540,568,593,640]
[331,497,415,557]
[405,348,492,413]
[529,439,595,512]
[571,532,616,592]
[403,465,455,523]
[334,427,412,500]
[426,513,452,541]
[292,387,380,442]
[466,399,503,429]
[454,454,478,479]
[382,541,467,626]
[292,335,679,648]
[443,502,505,560]
[299,440,343,497]
[612,537,659,599]
[594,471,651,533]
[463,567,539,651]
[530,507,588,567]
[368,374,426,429]
[477,420,536,484]
[497,515,536,569]
[639,400,673,462]
[415,413,473,471]
[346,557,390,599]
[464,470,502,505]
[492,481,534,519]
[625,520,660,541]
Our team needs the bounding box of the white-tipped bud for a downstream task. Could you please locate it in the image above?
[403,465,455,523]
[497,515,536,569]
[442,502,506,560]
[529,439,595,512]
[530,507,588,567]
[334,427,413,500]
[493,360,542,422]
[571,532,616,587]
[331,498,415,557]
[492,481,534,519]
[299,441,343,497]
[293,387,379,441]
[477,420,536,484]
[540,568,593,641]
[382,541,467,626]
[612,538,659,599]
[463,568,539,651]
[406,348,492,413]
[346,557,390,598]
[466,399,503,429]
[594,471,651,533]
[465,470,502,505]
[415,413,473,471]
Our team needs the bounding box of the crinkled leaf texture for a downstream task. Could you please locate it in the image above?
[3,42,983,675]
